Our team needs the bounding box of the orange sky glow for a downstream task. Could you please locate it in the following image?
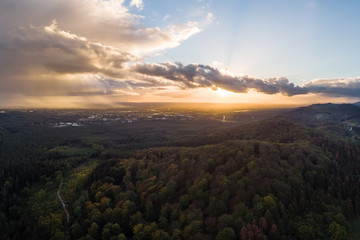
[1,0,360,108]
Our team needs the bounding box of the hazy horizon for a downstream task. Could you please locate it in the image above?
[1,101,359,111]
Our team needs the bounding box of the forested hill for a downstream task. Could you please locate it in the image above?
[190,103,360,146]
[1,104,360,239]
[284,103,360,127]
[76,117,359,240]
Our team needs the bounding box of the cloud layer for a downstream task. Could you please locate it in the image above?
[133,62,360,98]
[0,0,359,107]
[0,0,204,54]
[133,62,310,96]
[305,78,360,97]
[0,0,209,98]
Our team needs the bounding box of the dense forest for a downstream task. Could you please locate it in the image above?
[1,104,360,239]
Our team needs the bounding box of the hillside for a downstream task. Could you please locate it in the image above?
[1,104,360,239]
[63,116,359,240]
[284,103,360,128]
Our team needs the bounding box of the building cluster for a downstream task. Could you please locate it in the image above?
[50,110,195,127]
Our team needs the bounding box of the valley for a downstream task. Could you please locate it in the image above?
[0,103,359,239]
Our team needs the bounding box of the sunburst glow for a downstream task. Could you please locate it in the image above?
[0,0,359,108]
[215,88,236,98]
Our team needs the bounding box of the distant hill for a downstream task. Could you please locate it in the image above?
[283,103,360,125]
[353,102,360,107]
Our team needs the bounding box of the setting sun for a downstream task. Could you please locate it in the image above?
[215,88,236,98]
[0,0,359,108]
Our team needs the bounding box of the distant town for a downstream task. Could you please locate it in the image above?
[0,105,289,130]
[50,110,196,128]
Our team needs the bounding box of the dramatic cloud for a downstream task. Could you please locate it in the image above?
[0,0,210,98]
[133,62,309,96]
[0,0,359,107]
[0,21,138,95]
[0,0,206,54]
[133,62,360,98]
[305,78,360,97]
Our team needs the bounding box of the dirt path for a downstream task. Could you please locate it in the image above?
[57,177,70,223]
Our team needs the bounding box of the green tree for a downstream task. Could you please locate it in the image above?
[70,222,83,239]
[216,227,235,240]
[88,222,99,239]
[263,195,276,208]
[297,225,315,240]
[183,220,202,238]
[152,229,171,240]
[328,222,347,240]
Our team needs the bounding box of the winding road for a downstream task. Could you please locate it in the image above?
[57,177,70,223]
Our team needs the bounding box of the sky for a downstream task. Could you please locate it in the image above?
[1,0,360,108]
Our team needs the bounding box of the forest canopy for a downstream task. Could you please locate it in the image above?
[0,104,359,239]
